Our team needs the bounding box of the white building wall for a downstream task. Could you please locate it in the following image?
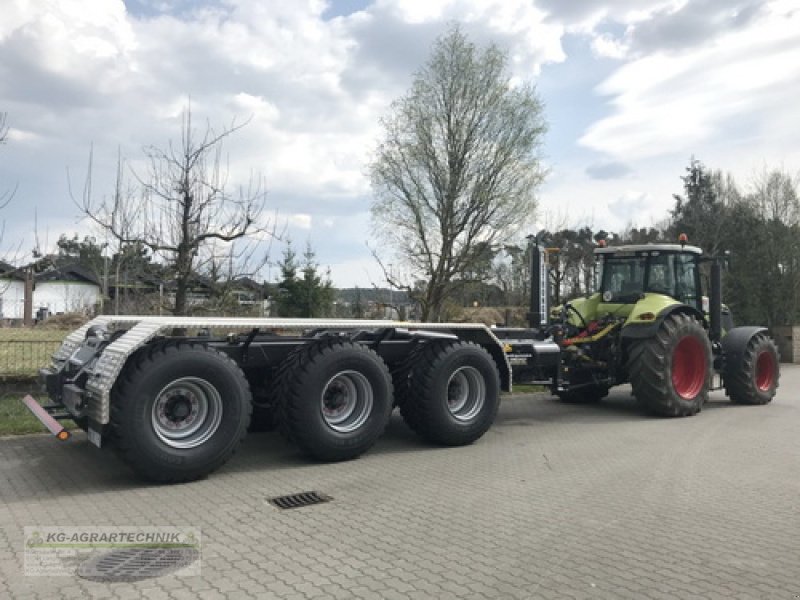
[0,279,25,319]
[34,281,100,315]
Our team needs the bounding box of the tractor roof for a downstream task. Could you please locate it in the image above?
[593,243,703,256]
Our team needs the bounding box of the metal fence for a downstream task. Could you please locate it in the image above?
[0,340,62,378]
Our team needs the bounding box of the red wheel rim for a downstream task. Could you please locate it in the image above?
[672,336,706,399]
[755,351,776,391]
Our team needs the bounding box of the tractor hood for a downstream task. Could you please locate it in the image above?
[563,293,683,329]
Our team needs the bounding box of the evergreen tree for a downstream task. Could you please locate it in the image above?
[670,157,737,255]
[274,241,334,318]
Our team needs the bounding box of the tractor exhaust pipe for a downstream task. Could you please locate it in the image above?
[710,260,722,343]
[528,238,549,329]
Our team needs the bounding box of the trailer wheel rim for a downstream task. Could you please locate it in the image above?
[672,337,706,399]
[447,366,486,421]
[321,370,373,433]
[755,350,776,391]
[152,377,223,449]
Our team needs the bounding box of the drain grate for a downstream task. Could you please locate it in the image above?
[77,547,200,582]
[268,491,332,510]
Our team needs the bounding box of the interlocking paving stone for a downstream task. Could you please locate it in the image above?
[1,366,800,598]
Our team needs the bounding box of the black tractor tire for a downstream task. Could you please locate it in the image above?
[398,341,500,446]
[627,313,712,417]
[556,385,609,404]
[724,332,780,405]
[110,342,252,483]
[276,339,393,462]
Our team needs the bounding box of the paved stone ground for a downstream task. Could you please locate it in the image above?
[1,367,799,599]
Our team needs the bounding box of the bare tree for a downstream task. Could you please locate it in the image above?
[0,112,16,210]
[79,107,273,315]
[370,26,547,321]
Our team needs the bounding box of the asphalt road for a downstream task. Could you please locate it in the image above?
[1,366,798,599]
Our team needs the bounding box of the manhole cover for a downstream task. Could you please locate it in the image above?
[77,547,200,582]
[268,491,332,510]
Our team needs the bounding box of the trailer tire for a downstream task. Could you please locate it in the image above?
[398,341,500,446]
[110,342,252,483]
[627,313,711,417]
[276,339,393,462]
[724,332,780,405]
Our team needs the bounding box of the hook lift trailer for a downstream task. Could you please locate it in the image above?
[27,236,779,482]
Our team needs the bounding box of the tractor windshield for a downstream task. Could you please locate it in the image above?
[599,256,646,299]
[597,251,700,307]
[646,254,676,296]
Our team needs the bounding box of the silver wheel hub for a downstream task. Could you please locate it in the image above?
[152,377,223,449]
[321,371,373,433]
[447,366,486,421]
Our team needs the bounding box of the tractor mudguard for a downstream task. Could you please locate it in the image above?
[621,304,705,340]
[720,326,768,366]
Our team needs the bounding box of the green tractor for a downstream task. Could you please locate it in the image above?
[499,237,780,416]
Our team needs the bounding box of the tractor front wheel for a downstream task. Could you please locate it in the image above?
[724,332,780,405]
[627,313,712,417]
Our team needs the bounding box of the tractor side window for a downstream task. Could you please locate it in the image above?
[675,254,699,306]
[646,254,676,296]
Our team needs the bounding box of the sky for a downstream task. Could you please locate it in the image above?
[1,0,799,287]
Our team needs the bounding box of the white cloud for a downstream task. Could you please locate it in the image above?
[327,255,384,288]
[361,0,566,77]
[607,190,657,225]
[6,128,41,143]
[0,1,136,101]
[579,1,800,159]
[288,213,313,230]
[590,33,628,59]
[231,93,280,123]
[537,0,681,34]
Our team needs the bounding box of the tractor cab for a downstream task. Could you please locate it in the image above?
[594,243,704,311]
[562,242,705,333]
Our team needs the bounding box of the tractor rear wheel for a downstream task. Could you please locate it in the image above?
[724,332,780,405]
[628,313,712,417]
